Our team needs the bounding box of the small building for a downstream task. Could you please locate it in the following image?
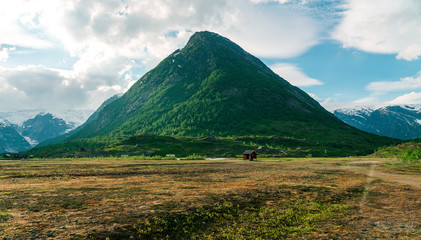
[243,150,257,161]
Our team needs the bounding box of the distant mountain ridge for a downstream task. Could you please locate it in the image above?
[20,113,73,145]
[0,110,94,127]
[0,119,31,153]
[37,94,122,147]
[334,104,421,140]
[0,110,94,152]
[32,31,396,157]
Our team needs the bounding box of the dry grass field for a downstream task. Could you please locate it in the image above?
[0,157,420,239]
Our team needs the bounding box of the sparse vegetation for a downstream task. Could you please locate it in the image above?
[374,142,421,172]
[0,157,419,239]
[0,212,11,222]
[136,198,349,239]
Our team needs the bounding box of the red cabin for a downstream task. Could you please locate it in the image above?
[243,150,257,161]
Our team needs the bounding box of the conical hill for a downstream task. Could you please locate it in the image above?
[34,31,396,156]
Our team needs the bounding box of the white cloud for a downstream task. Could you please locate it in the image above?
[333,71,421,111]
[250,0,292,4]
[317,72,421,111]
[32,0,323,61]
[307,92,322,101]
[0,0,54,49]
[320,95,385,112]
[0,46,15,61]
[0,65,79,110]
[324,71,421,111]
[219,1,322,58]
[333,0,421,61]
[351,96,383,108]
[0,65,131,111]
[305,92,362,112]
[388,92,421,105]
[397,45,421,61]
[38,0,228,58]
[324,92,421,112]
[366,72,421,93]
[270,63,323,87]
[0,0,325,110]
[305,92,347,112]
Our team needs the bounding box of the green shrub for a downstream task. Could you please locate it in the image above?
[0,212,11,222]
[399,149,421,164]
[136,199,348,239]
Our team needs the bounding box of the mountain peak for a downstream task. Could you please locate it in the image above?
[36,112,53,118]
[40,31,395,157]
[0,118,12,127]
[183,31,248,58]
[61,31,340,138]
[186,31,228,45]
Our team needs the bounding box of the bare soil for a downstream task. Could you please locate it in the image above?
[341,159,421,189]
[0,157,419,239]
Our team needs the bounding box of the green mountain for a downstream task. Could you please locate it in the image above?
[30,31,396,157]
[82,93,122,127]
[374,141,421,160]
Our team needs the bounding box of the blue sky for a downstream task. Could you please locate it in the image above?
[0,0,420,111]
[270,41,421,110]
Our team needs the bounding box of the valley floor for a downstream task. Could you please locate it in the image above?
[0,157,420,239]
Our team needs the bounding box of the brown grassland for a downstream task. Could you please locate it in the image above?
[0,157,420,239]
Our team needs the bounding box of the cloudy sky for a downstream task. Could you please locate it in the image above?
[1,0,421,112]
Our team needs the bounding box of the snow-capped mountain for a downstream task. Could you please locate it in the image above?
[0,118,12,127]
[334,104,421,140]
[0,119,31,153]
[0,110,93,127]
[19,113,75,146]
[0,110,94,152]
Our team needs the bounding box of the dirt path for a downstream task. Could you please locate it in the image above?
[340,161,421,189]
